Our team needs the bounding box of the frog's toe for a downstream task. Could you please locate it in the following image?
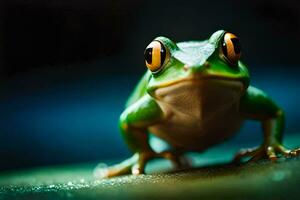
[94,163,132,178]
[94,154,140,178]
[239,146,270,162]
[275,145,300,157]
[131,152,152,175]
[232,147,260,163]
[266,146,278,161]
[290,148,300,156]
[131,163,145,175]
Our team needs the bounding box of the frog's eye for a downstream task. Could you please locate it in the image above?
[220,32,241,65]
[144,40,168,73]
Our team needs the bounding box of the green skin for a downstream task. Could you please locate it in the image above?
[100,30,300,178]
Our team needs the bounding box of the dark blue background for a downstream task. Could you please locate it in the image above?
[0,0,300,170]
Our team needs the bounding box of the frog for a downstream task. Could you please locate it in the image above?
[99,30,300,178]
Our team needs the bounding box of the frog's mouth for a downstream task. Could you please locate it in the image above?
[152,76,246,101]
[154,75,247,91]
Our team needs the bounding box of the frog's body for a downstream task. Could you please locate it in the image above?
[99,30,300,178]
[149,79,243,150]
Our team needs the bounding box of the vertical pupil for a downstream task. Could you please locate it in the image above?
[144,48,153,64]
[230,38,241,54]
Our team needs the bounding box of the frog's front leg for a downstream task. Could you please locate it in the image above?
[99,95,186,178]
[234,86,300,163]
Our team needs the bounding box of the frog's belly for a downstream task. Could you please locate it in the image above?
[148,79,244,151]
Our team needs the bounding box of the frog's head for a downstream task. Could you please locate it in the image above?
[144,30,250,98]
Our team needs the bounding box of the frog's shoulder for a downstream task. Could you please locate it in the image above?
[125,70,151,107]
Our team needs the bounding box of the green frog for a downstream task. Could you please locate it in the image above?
[99,30,300,178]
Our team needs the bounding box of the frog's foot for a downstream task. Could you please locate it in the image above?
[233,144,300,163]
[132,151,190,175]
[95,151,190,178]
[93,154,139,178]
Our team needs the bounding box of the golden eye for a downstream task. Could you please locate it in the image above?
[144,40,167,73]
[221,32,241,65]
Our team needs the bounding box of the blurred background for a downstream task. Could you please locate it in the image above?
[0,0,299,171]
